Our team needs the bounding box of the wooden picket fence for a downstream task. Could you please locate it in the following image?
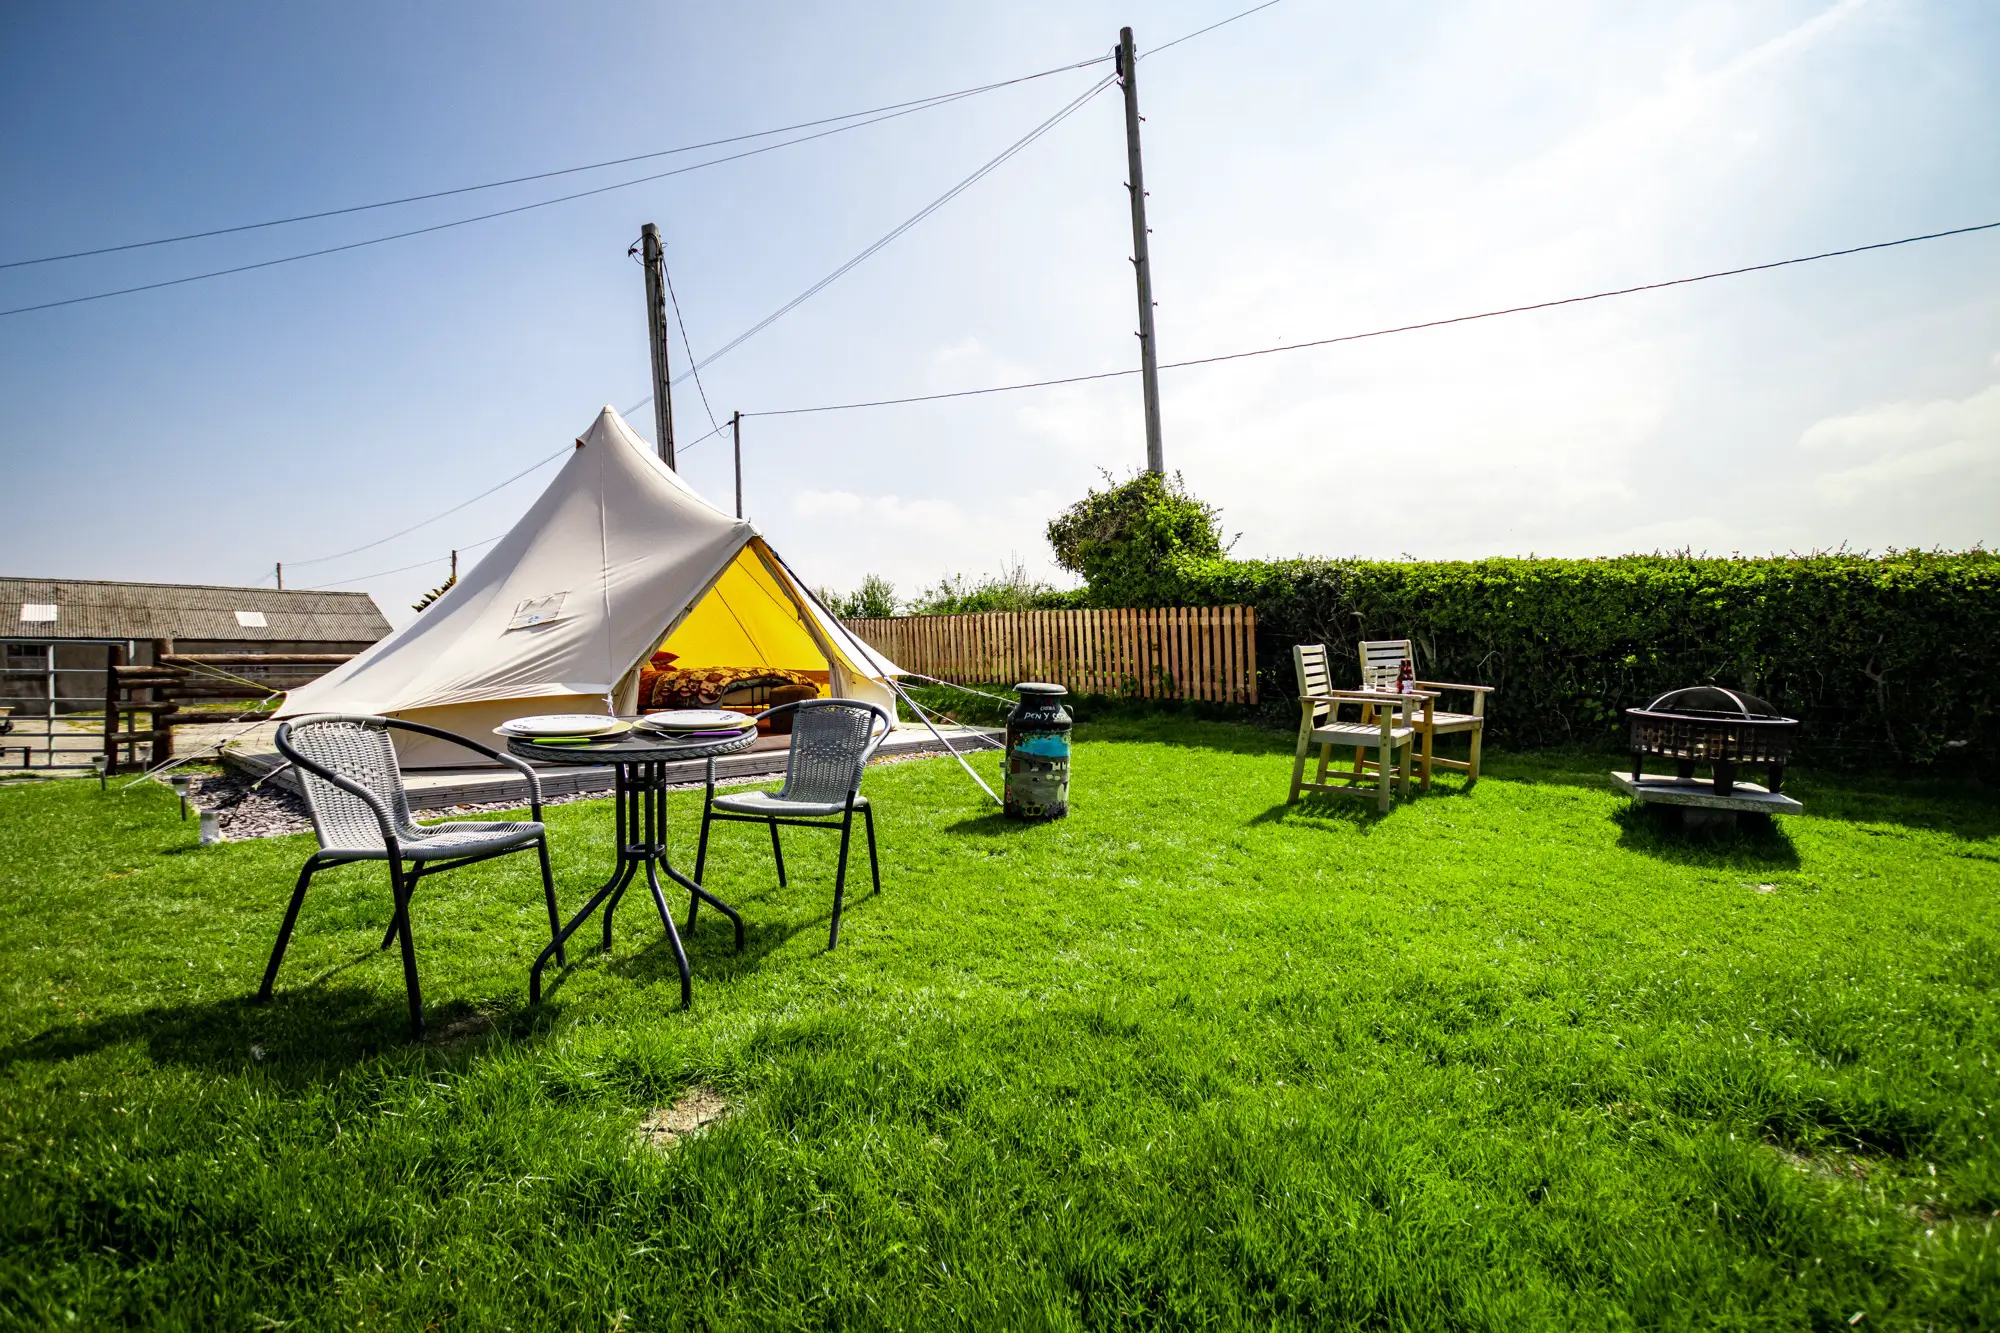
[841,606,1258,705]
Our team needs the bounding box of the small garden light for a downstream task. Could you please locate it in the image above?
[90,753,106,790]
[169,773,191,819]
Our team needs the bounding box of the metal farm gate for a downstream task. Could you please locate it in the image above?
[0,637,140,772]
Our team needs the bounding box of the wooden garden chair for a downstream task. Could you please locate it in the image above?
[1357,639,1491,789]
[1288,644,1419,812]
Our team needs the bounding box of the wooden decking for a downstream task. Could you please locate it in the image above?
[223,724,1001,811]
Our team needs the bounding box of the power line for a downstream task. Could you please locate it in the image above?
[661,252,723,442]
[624,72,1117,418]
[1141,0,1287,59]
[282,411,738,589]
[686,73,1119,379]
[3,1,1283,322]
[285,447,568,569]
[741,219,2000,417]
[308,533,504,591]
[5,1,1277,274]
[0,57,1114,272]
[249,218,2000,584]
[0,84,1061,320]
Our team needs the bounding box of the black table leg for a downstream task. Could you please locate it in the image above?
[529,855,635,1004]
[641,854,694,1009]
[602,764,638,950]
[527,759,745,1009]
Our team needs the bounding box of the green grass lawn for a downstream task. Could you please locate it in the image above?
[2,719,1996,1329]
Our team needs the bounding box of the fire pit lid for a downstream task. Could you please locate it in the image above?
[1639,685,1785,720]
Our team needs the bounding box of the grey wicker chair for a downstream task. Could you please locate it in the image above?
[690,699,892,951]
[262,714,563,1037]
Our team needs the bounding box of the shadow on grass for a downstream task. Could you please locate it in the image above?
[1611,803,1802,870]
[943,812,1041,838]
[529,845,879,1002]
[1466,746,2000,844]
[1076,715,1292,758]
[0,982,487,1087]
[1245,797,1396,831]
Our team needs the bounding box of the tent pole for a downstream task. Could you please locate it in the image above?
[732,411,743,519]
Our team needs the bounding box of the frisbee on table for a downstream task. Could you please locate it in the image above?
[494,714,627,739]
[635,709,753,733]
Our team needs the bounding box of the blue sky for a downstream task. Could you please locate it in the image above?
[3,0,1996,624]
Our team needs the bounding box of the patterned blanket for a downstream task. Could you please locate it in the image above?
[638,660,821,711]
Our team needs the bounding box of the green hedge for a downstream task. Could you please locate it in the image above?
[1152,551,1999,765]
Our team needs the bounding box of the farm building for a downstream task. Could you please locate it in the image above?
[1,577,390,721]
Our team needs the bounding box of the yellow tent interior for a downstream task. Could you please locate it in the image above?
[657,540,840,683]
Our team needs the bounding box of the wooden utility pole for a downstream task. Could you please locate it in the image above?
[274,562,283,590]
[731,411,743,519]
[639,222,677,469]
[1117,26,1164,474]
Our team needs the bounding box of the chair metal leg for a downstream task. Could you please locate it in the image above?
[535,835,565,967]
[687,802,715,932]
[863,804,880,895]
[828,810,853,951]
[258,856,321,1002]
[768,820,787,887]
[387,860,424,1038]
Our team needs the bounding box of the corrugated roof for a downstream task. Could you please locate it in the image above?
[0,577,391,643]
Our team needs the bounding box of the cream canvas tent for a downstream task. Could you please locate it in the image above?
[279,406,902,767]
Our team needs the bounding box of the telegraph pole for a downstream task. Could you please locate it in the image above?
[274,562,283,590]
[638,223,677,469]
[1116,26,1164,474]
[731,410,744,519]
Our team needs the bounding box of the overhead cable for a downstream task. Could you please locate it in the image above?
[267,219,1996,584]
[1141,0,1287,59]
[282,414,736,585]
[0,86,1059,320]
[622,72,1117,418]
[308,532,504,590]
[284,447,568,569]
[662,253,723,443]
[0,56,1113,272]
[742,219,2000,417]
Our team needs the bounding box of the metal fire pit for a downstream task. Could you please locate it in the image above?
[1626,686,1797,796]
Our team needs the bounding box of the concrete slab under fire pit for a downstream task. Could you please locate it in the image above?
[1610,770,1803,816]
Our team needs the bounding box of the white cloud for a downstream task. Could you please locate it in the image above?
[790,489,964,535]
[1794,382,2000,546]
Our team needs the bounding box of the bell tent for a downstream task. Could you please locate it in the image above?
[279,406,902,767]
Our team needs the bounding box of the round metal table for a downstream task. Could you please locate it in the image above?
[511,726,758,1008]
